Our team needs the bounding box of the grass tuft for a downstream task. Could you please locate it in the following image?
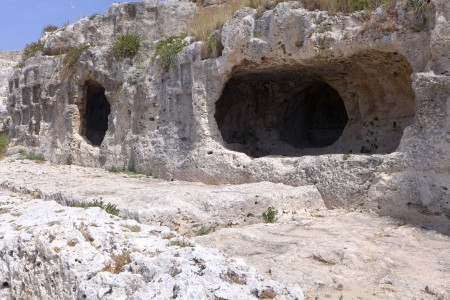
[112,34,141,59]
[103,251,131,274]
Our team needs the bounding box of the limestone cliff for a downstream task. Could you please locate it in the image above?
[5,0,450,226]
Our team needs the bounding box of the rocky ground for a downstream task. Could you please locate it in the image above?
[0,155,449,299]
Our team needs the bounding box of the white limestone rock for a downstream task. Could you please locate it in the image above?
[0,192,304,300]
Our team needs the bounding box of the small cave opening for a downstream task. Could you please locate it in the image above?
[215,51,415,157]
[81,80,110,146]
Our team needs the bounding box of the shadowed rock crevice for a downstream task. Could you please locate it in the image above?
[215,51,415,157]
[81,80,110,146]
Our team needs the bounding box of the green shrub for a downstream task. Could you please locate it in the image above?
[16,62,25,69]
[88,14,98,21]
[112,34,141,59]
[42,25,58,35]
[155,34,187,70]
[66,156,72,165]
[23,40,45,60]
[63,44,90,75]
[0,132,9,159]
[262,207,277,223]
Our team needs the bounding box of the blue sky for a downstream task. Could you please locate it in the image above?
[0,0,132,51]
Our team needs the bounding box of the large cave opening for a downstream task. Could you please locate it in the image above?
[215,51,415,157]
[81,80,110,146]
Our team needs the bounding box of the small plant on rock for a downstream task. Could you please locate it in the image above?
[112,34,141,59]
[262,207,277,223]
[155,34,187,70]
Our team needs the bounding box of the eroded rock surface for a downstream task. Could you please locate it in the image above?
[0,159,448,299]
[0,189,303,300]
[196,210,450,299]
[0,51,21,131]
[0,157,324,235]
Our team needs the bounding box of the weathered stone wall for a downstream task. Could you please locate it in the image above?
[6,0,450,226]
[0,51,21,131]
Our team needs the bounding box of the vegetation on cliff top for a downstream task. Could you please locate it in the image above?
[42,25,59,36]
[23,40,45,60]
[189,0,427,41]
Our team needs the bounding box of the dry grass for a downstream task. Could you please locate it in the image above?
[189,0,252,41]
[189,0,398,41]
[103,251,131,274]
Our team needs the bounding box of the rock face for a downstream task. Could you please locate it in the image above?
[0,191,303,300]
[5,0,450,226]
[0,51,21,131]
